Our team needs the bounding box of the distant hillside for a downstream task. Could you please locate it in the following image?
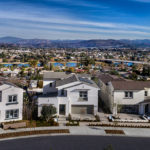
[0,37,23,43]
[0,37,150,48]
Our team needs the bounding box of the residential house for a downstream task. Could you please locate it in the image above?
[43,72,72,94]
[98,74,150,115]
[0,82,23,122]
[38,73,99,117]
[98,74,125,113]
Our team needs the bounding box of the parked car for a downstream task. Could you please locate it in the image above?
[108,115,114,122]
[141,114,150,120]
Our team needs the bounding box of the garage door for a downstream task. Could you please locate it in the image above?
[71,105,94,114]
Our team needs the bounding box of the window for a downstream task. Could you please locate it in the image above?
[145,91,148,97]
[79,91,88,101]
[5,109,19,119]
[61,89,64,96]
[124,91,133,98]
[8,95,17,103]
[49,83,53,87]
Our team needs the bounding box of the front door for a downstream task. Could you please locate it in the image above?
[59,104,66,115]
[145,104,149,114]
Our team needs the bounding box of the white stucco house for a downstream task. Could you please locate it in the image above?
[43,72,72,94]
[98,74,150,115]
[0,82,23,122]
[38,72,99,117]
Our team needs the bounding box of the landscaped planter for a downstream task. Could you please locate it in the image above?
[88,123,150,128]
[2,121,26,130]
[105,129,125,135]
[0,129,70,139]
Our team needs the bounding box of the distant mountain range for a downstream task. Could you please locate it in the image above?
[0,36,150,48]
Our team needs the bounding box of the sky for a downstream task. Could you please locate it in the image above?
[0,0,150,40]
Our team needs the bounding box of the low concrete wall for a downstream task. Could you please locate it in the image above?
[2,122,26,130]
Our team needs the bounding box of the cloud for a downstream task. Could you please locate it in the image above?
[0,24,148,40]
[3,19,149,36]
[0,0,149,39]
[0,10,150,32]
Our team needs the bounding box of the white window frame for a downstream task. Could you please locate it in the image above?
[8,95,18,103]
[5,109,19,119]
[124,91,133,99]
[79,91,88,101]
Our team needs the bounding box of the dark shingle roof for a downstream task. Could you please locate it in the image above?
[44,72,71,80]
[56,75,78,87]
[56,74,98,88]
[111,81,150,90]
[98,74,124,84]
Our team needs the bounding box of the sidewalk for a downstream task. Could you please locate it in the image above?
[1,126,150,138]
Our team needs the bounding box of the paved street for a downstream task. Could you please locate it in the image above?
[0,135,150,150]
[1,126,150,137]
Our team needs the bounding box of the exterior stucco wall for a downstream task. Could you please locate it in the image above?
[38,82,99,116]
[0,86,23,123]
[43,80,57,94]
[65,84,99,115]
[38,97,59,117]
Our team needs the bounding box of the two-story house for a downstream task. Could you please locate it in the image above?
[43,72,72,94]
[0,82,23,122]
[98,74,150,115]
[38,73,99,117]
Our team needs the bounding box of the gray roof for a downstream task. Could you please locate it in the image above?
[43,72,71,80]
[56,74,99,88]
[111,81,150,90]
[77,73,91,79]
[56,75,78,87]
[98,74,125,84]
[0,80,20,88]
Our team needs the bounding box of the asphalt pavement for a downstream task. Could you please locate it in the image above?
[0,135,150,150]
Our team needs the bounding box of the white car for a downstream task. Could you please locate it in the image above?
[141,115,150,120]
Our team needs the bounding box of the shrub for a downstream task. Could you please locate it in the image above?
[95,115,100,122]
[67,114,72,121]
[36,119,59,127]
[41,105,57,122]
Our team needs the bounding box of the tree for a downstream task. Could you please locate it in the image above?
[129,72,138,80]
[19,67,25,77]
[50,63,54,71]
[10,65,14,71]
[110,70,119,75]
[29,60,38,68]
[41,105,57,122]
[37,80,43,88]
